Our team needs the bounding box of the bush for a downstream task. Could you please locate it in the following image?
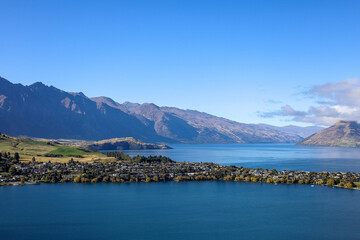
[327,179,335,186]
[223,175,233,181]
[344,182,354,189]
[73,177,81,183]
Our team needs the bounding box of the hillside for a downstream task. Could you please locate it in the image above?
[72,137,171,151]
[0,76,312,144]
[93,99,306,143]
[259,124,323,138]
[297,121,360,147]
[0,132,105,162]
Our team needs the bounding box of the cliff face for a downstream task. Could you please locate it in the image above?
[297,121,360,147]
[0,76,307,144]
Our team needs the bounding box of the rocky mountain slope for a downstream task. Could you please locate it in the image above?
[297,121,360,147]
[0,77,165,142]
[92,99,304,143]
[0,76,312,144]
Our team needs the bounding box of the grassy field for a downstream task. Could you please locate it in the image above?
[47,146,104,157]
[0,134,112,163]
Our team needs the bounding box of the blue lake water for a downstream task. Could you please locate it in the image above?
[0,182,360,240]
[121,144,360,172]
[2,144,360,240]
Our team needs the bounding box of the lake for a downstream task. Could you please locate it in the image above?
[2,144,360,240]
[121,144,360,172]
[0,182,359,240]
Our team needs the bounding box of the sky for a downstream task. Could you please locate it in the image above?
[0,0,359,126]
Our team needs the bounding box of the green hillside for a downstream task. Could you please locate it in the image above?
[0,133,103,159]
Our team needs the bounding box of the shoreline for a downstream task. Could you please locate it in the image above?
[2,180,360,191]
[1,152,360,190]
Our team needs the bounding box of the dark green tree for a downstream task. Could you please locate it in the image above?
[14,152,20,163]
[9,166,17,175]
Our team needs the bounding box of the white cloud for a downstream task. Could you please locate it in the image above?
[260,78,360,126]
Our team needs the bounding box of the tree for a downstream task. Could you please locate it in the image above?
[316,180,324,185]
[223,175,233,181]
[14,152,20,162]
[344,182,354,189]
[234,176,242,181]
[102,176,109,183]
[81,177,90,183]
[327,179,335,186]
[251,177,258,183]
[91,178,99,183]
[73,177,81,183]
[32,157,36,162]
[8,166,16,175]
[315,179,324,185]
[116,177,124,183]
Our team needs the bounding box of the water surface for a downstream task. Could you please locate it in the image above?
[0,182,359,240]
[121,144,360,172]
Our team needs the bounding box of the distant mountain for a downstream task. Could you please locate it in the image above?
[0,76,308,144]
[259,124,323,138]
[297,121,360,147]
[92,99,304,143]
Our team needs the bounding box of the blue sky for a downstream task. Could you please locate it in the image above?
[1,0,359,126]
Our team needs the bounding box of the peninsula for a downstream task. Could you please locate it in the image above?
[69,137,171,151]
[1,150,359,190]
[0,132,359,190]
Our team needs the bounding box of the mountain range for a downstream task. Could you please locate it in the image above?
[298,121,360,147]
[0,76,322,144]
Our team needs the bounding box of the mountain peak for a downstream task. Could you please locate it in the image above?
[69,92,86,98]
[30,82,47,87]
[141,103,160,109]
[298,120,360,147]
[335,120,358,125]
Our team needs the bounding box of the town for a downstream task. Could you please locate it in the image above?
[0,151,359,189]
